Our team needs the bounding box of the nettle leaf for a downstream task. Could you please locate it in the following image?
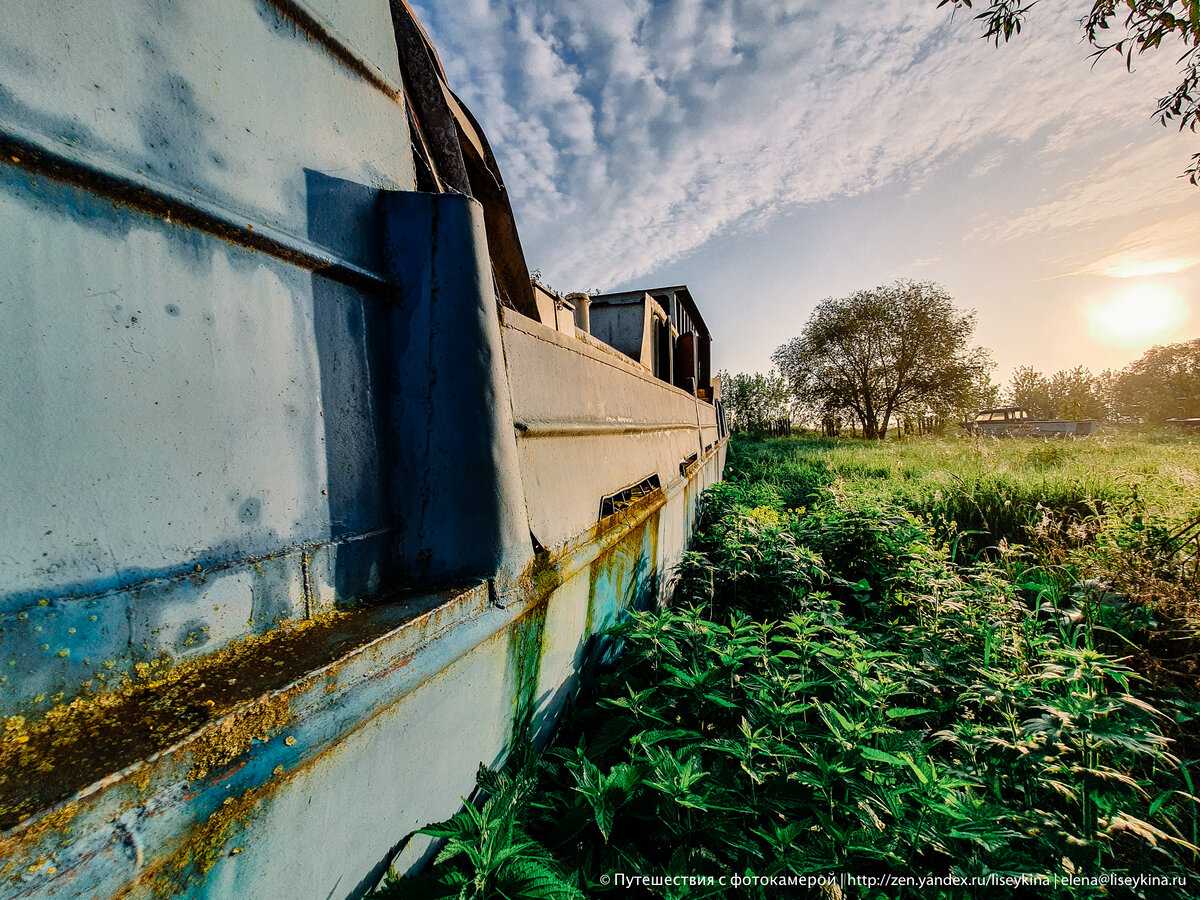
[860,747,907,767]
[499,858,582,900]
[898,752,931,785]
[590,798,615,842]
[636,728,699,746]
[418,803,478,842]
[885,707,932,720]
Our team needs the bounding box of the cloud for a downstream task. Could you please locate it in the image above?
[412,1,1190,289]
[1065,211,1200,278]
[967,136,1197,244]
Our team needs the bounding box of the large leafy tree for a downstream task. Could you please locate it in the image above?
[772,280,993,440]
[942,0,1200,182]
[1048,365,1109,419]
[1007,365,1056,418]
[943,367,1002,427]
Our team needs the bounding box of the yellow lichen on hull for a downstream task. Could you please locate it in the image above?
[148,787,264,898]
[187,694,292,781]
[0,605,389,832]
[0,803,77,865]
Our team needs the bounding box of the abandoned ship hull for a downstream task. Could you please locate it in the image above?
[0,445,724,900]
[963,420,1100,437]
[0,2,727,897]
[961,408,1099,437]
[969,420,1099,436]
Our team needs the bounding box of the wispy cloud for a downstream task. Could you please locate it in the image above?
[969,151,1007,179]
[908,256,941,271]
[1067,211,1200,278]
[414,1,1189,289]
[967,136,1196,244]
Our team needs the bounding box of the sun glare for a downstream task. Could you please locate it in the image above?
[1086,283,1190,347]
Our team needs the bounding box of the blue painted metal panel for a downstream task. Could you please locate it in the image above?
[0,4,729,898]
[0,168,326,600]
[381,193,532,591]
[0,0,414,269]
[282,0,406,93]
[0,162,410,713]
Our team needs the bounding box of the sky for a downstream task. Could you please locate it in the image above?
[411,0,1199,387]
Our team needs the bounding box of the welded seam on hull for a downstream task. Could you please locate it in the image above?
[0,526,393,615]
[0,125,393,293]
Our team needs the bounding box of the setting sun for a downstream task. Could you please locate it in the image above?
[1086,282,1190,347]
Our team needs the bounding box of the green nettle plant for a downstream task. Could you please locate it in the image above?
[375,743,583,900]
[380,435,1200,899]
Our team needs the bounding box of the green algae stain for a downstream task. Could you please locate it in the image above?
[505,603,548,740]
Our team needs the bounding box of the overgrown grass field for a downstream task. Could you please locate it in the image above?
[381,431,1200,900]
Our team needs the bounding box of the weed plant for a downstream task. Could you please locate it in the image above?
[380,432,1200,899]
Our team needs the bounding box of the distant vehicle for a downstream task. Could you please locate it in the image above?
[962,407,1099,436]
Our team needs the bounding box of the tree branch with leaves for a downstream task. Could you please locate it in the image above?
[941,0,1200,182]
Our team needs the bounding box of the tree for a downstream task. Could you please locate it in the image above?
[718,369,794,433]
[1006,365,1108,419]
[942,367,1001,427]
[1048,365,1108,419]
[1096,367,1121,421]
[1007,365,1055,418]
[941,0,1200,182]
[1005,346,1200,424]
[772,280,993,440]
[1109,337,1200,422]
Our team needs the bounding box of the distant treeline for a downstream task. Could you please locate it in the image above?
[722,337,1200,434]
[1008,338,1200,423]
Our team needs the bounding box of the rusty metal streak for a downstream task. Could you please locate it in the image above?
[513,419,702,438]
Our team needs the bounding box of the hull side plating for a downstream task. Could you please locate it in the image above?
[0,3,727,897]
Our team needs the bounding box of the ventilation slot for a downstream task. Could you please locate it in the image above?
[679,453,699,477]
[599,473,661,520]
